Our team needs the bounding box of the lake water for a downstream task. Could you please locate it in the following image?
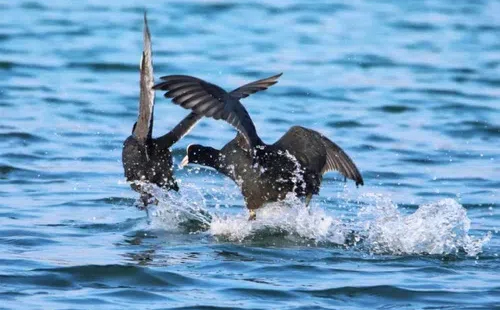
[1,0,499,309]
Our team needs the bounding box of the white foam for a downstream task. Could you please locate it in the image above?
[143,183,211,232]
[209,194,347,244]
[359,194,491,256]
[139,182,490,256]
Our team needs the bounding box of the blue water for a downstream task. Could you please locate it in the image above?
[1,1,499,309]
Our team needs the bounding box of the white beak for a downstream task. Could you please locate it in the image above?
[179,155,189,168]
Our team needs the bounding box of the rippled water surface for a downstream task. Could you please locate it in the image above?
[1,1,499,309]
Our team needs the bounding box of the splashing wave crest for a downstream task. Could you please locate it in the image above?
[358,194,491,256]
[140,183,490,257]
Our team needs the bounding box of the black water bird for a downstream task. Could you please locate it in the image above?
[153,75,363,219]
[122,14,283,207]
[122,14,203,206]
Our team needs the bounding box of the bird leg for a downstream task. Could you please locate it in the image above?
[305,193,313,208]
[136,193,149,210]
[248,209,257,221]
[137,192,159,213]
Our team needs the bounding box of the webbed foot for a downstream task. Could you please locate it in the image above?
[305,193,313,208]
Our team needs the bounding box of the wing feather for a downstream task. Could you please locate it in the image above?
[320,134,364,186]
[154,75,266,148]
[229,73,283,99]
[154,112,203,148]
[275,126,363,186]
[167,84,200,98]
[133,12,155,142]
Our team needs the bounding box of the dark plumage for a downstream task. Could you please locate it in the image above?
[122,15,283,207]
[122,14,202,206]
[154,74,363,219]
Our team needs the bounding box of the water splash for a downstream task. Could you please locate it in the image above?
[359,194,491,256]
[209,194,348,244]
[141,183,212,232]
[140,182,490,256]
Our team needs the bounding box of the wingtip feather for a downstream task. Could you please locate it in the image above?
[143,12,151,50]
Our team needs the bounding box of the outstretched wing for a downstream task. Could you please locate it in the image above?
[230,73,282,99]
[153,74,280,149]
[153,75,230,118]
[274,126,363,186]
[133,12,155,142]
[154,112,203,148]
[320,134,364,186]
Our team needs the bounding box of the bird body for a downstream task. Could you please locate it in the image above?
[122,14,283,206]
[185,125,358,211]
[122,135,178,192]
[154,74,364,216]
[122,14,202,205]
